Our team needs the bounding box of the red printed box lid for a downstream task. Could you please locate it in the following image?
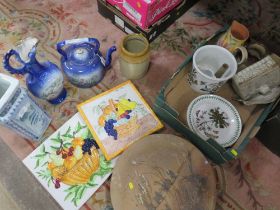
[106,0,182,29]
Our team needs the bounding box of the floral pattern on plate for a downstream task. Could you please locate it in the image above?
[187,95,242,147]
[195,107,229,140]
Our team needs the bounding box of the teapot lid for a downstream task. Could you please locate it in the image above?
[66,43,98,65]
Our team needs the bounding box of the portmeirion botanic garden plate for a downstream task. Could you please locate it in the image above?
[186,95,242,147]
[23,113,117,210]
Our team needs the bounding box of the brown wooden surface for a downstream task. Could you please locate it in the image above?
[110,134,216,210]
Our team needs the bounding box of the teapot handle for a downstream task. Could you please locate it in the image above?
[56,38,100,59]
[3,49,27,75]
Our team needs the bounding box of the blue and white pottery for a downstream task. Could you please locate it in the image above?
[3,37,66,104]
[0,73,51,141]
[56,37,116,88]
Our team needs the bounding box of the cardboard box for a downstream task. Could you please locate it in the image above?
[106,0,183,29]
[153,28,278,164]
[97,0,198,42]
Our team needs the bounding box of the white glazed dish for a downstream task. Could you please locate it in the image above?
[186,95,242,147]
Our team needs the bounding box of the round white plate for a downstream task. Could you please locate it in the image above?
[186,95,242,147]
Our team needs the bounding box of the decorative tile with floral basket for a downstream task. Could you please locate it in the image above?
[77,80,164,161]
[23,113,117,210]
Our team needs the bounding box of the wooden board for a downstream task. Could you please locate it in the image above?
[110,134,217,210]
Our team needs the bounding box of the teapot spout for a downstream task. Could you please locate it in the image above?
[105,46,117,69]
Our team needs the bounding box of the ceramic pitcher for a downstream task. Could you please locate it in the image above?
[3,37,66,104]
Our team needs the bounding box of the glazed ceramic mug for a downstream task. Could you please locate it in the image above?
[217,20,249,53]
[188,45,238,94]
[119,34,150,80]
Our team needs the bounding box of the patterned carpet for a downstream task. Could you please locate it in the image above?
[0,0,279,209]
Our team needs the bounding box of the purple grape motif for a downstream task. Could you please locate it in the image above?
[82,138,99,155]
[104,119,118,140]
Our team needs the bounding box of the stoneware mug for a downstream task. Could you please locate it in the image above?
[217,20,249,53]
[188,45,238,94]
[119,34,150,80]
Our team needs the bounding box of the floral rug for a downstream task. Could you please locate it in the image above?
[0,0,279,209]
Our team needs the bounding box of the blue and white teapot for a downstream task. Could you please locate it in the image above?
[56,38,116,88]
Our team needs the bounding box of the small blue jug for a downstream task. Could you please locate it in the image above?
[56,38,116,88]
[3,37,66,104]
